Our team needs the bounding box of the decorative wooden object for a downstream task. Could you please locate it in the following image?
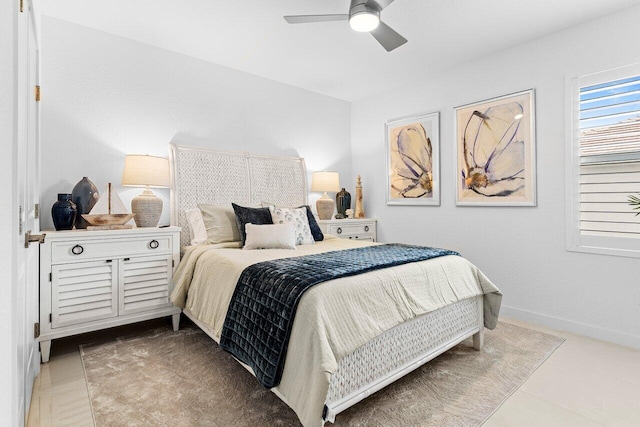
[355,175,365,218]
[82,183,134,227]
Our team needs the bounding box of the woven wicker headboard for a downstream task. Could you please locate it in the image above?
[169,143,308,248]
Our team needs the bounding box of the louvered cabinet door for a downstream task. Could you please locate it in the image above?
[51,260,118,329]
[119,255,173,315]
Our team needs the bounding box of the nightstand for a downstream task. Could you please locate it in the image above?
[38,227,182,362]
[317,218,377,242]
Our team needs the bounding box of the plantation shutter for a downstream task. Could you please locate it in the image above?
[579,75,640,239]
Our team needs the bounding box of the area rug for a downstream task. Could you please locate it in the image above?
[80,321,564,426]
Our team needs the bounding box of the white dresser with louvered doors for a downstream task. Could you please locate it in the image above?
[38,227,182,362]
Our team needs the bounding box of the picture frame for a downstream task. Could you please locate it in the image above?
[386,111,440,206]
[455,89,536,206]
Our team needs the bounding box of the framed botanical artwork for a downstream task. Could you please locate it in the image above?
[455,89,536,206]
[386,111,440,205]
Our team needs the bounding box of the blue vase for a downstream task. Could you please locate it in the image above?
[71,177,99,229]
[51,193,77,230]
[335,188,351,219]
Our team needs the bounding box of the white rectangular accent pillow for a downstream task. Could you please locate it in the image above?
[268,206,315,245]
[198,204,242,244]
[184,208,208,246]
[243,223,296,250]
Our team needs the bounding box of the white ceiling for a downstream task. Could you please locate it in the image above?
[42,0,640,102]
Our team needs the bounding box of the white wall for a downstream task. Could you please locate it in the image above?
[351,6,640,348]
[40,17,352,230]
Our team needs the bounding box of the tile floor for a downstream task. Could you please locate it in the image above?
[27,317,640,426]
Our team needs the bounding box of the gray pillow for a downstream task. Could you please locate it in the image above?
[198,204,242,244]
[231,203,273,245]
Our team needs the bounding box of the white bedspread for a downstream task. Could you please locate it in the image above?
[170,236,502,426]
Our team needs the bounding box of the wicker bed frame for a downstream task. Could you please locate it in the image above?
[169,143,484,424]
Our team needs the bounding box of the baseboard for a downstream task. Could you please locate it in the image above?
[500,305,640,350]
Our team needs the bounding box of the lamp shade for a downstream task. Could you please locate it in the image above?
[311,171,340,193]
[121,154,170,188]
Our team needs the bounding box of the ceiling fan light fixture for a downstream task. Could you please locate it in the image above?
[283,0,407,51]
[349,8,380,32]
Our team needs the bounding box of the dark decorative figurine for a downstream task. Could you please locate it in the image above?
[51,193,77,230]
[335,188,351,219]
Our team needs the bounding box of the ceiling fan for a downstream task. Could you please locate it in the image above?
[284,0,407,52]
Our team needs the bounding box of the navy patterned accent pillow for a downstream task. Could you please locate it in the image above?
[231,203,273,245]
[299,205,324,242]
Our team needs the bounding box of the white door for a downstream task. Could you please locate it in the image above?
[17,0,42,424]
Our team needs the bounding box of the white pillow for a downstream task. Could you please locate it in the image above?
[268,206,315,245]
[243,223,296,250]
[184,208,207,246]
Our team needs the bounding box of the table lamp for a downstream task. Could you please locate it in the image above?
[311,171,340,220]
[121,154,170,227]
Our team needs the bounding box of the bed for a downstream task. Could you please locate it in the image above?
[168,143,502,427]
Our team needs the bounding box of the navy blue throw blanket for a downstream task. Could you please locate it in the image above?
[219,244,459,388]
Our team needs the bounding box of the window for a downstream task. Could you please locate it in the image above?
[567,63,640,257]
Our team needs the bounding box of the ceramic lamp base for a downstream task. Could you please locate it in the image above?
[316,194,335,220]
[131,189,162,227]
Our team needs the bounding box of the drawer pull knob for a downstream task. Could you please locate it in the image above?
[364,226,369,232]
[336,227,342,234]
[123,257,130,261]
[149,239,160,249]
[71,244,84,255]
[348,236,352,239]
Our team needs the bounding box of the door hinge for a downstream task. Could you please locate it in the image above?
[172,259,175,267]
[34,322,40,339]
[49,313,52,323]
[34,203,40,219]
[19,205,23,234]
[35,86,41,102]
[49,272,52,282]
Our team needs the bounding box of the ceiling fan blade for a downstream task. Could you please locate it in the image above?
[284,14,349,24]
[368,0,396,10]
[370,21,407,51]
